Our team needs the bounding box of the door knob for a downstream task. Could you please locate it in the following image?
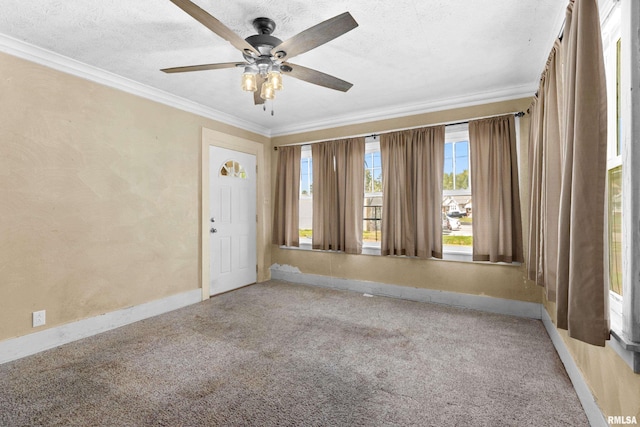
[210,228,217,233]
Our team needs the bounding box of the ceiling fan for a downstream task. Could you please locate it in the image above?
[161,0,358,106]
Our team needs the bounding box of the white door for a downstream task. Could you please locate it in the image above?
[209,146,257,295]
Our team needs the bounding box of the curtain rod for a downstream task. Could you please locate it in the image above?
[558,0,576,41]
[273,111,525,150]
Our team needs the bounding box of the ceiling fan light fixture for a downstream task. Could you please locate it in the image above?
[241,69,258,92]
[260,81,276,100]
[267,71,283,91]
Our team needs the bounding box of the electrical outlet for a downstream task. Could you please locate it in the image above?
[32,310,46,327]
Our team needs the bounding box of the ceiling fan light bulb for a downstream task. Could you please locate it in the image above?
[268,71,283,91]
[241,72,258,92]
[260,81,275,100]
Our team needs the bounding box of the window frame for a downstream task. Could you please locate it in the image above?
[443,125,471,197]
[362,137,382,253]
[299,145,313,246]
[601,0,640,372]
[602,0,624,333]
[442,124,473,261]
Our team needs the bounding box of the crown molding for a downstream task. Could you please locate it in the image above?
[0,33,271,137]
[0,33,536,139]
[269,84,536,137]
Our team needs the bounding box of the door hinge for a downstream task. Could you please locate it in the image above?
[256,265,258,273]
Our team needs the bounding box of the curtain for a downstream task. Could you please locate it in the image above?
[527,40,563,301]
[312,138,365,253]
[380,126,445,258]
[272,145,301,247]
[555,0,609,346]
[469,115,523,263]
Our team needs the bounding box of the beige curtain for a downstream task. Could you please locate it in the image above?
[469,115,523,263]
[312,138,364,253]
[381,126,445,258]
[272,145,301,247]
[527,40,563,301]
[555,0,609,346]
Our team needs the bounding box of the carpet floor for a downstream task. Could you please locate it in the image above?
[0,280,588,426]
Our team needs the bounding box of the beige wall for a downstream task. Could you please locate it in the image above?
[0,51,269,341]
[271,98,542,304]
[544,300,640,421]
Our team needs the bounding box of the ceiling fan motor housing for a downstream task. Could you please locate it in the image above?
[243,17,283,60]
[244,33,282,57]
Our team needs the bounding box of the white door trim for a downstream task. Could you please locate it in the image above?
[209,146,256,295]
[201,128,269,301]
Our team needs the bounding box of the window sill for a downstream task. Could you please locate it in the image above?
[280,242,524,265]
[289,242,382,256]
[608,292,640,373]
[608,329,640,374]
[442,246,473,262]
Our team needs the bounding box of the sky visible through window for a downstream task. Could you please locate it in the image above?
[444,140,470,191]
[301,157,312,195]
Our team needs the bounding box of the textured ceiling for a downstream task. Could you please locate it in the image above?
[0,1,567,136]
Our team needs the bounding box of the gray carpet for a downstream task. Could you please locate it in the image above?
[0,280,588,426]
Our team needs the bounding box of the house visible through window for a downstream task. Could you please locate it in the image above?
[442,124,473,256]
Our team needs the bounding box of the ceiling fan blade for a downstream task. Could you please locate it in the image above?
[254,75,266,105]
[161,62,245,73]
[169,0,259,56]
[271,12,358,61]
[282,62,353,92]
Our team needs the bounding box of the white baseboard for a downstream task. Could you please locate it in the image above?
[541,310,608,427]
[0,289,202,365]
[270,266,542,319]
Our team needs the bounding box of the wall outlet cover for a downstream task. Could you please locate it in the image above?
[32,310,46,327]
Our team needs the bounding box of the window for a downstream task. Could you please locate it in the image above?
[442,124,473,257]
[608,165,623,296]
[299,146,313,244]
[363,137,382,248]
[601,0,640,373]
[601,1,623,329]
[220,160,246,178]
[290,124,509,264]
[607,36,623,297]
